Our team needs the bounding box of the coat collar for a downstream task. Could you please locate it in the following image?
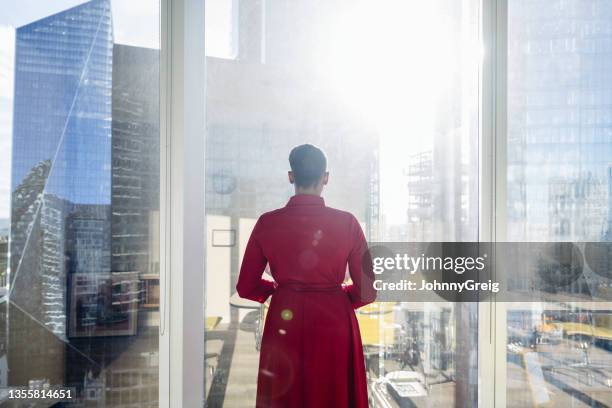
[286,194,325,207]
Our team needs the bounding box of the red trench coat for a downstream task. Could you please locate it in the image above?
[236,194,376,408]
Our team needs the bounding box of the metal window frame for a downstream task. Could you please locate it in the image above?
[155,0,511,405]
[479,0,508,406]
[159,0,206,406]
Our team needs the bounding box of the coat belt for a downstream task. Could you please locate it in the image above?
[276,282,343,292]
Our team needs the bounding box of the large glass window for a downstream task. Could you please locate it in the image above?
[507,0,612,406]
[0,0,160,404]
[204,0,480,406]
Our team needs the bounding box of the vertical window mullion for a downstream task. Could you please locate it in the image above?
[479,0,508,406]
[159,0,206,406]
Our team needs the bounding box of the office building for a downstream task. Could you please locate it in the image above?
[507,0,612,241]
[111,44,160,277]
[10,0,113,386]
[0,236,6,285]
[607,165,612,240]
[406,151,434,241]
[547,175,608,240]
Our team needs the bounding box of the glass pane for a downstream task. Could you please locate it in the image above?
[204,0,480,406]
[1,0,160,404]
[507,0,612,406]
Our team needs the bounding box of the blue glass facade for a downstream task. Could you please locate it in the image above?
[508,0,612,240]
[6,0,160,402]
[9,0,114,386]
[11,0,112,205]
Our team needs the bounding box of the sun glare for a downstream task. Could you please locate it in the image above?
[320,0,467,226]
[326,0,454,131]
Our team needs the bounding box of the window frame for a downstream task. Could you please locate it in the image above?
[157,0,515,405]
[159,0,206,406]
[479,0,508,406]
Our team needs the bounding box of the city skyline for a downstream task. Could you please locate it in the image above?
[6,3,161,403]
[1,0,612,406]
[10,0,114,343]
[507,0,612,241]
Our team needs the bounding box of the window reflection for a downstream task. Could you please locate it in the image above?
[204,0,480,406]
[507,0,612,406]
[1,0,160,405]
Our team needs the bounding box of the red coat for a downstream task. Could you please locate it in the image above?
[237,194,376,408]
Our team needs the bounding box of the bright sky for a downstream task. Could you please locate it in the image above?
[0,0,160,220]
[0,0,160,48]
[319,0,467,225]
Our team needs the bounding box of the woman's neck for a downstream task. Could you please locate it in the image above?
[294,188,322,196]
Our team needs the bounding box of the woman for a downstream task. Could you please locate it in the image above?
[236,144,376,407]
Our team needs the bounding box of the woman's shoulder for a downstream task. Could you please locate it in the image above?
[255,208,284,226]
[322,205,355,220]
[257,204,356,226]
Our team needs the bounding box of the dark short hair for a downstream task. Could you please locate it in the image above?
[289,144,327,188]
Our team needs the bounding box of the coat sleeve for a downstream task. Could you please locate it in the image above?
[343,215,377,309]
[236,217,276,303]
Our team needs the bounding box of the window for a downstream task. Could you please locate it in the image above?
[204,0,480,405]
[506,0,612,406]
[205,0,239,59]
[0,0,160,404]
[4,0,611,406]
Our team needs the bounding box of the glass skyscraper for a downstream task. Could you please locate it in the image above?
[508,0,612,241]
[507,2,612,406]
[10,0,113,386]
[11,0,113,297]
[12,0,113,205]
[111,44,160,277]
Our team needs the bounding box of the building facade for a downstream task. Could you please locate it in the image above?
[508,0,612,241]
[111,44,160,277]
[10,0,113,386]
